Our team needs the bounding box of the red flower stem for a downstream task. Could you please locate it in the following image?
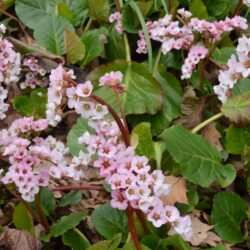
[127,204,142,250]
[136,210,149,234]
[5,185,36,220]
[35,194,50,233]
[168,0,172,11]
[90,94,130,147]
[233,0,243,17]
[51,185,105,192]
[113,87,130,140]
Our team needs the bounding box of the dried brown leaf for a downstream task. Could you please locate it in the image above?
[162,176,188,205]
[0,228,42,250]
[201,122,223,151]
[175,87,205,129]
[188,217,213,246]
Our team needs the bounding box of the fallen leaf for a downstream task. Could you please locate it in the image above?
[0,228,42,250]
[161,176,188,205]
[204,231,222,246]
[201,122,223,151]
[188,217,213,246]
[175,87,206,129]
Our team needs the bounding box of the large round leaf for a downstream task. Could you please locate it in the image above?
[161,126,236,187]
[211,192,247,243]
[87,60,163,115]
[34,15,74,55]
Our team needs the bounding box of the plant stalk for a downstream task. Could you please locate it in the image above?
[191,112,223,134]
[127,204,142,250]
[113,87,130,139]
[233,0,243,17]
[35,194,50,233]
[91,94,130,147]
[51,185,105,192]
[152,46,162,77]
[130,0,153,72]
[124,33,132,64]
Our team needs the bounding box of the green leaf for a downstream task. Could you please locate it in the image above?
[127,70,182,135]
[34,15,74,55]
[87,0,109,22]
[59,191,82,207]
[225,124,250,155]
[203,245,227,250]
[65,29,85,64]
[67,117,93,156]
[212,47,236,65]
[87,60,163,115]
[203,0,231,18]
[13,202,34,234]
[211,192,247,243]
[161,126,236,187]
[57,3,75,25]
[221,91,250,125]
[51,211,86,237]
[190,0,208,19]
[62,229,90,250]
[81,28,108,66]
[105,26,126,61]
[12,88,47,118]
[163,235,191,250]
[131,122,155,159]
[15,0,48,29]
[92,203,128,242]
[122,3,140,34]
[141,235,166,250]
[121,241,151,250]
[232,78,250,96]
[40,187,56,216]
[87,234,122,250]
[1,0,14,11]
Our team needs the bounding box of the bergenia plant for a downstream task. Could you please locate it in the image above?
[0,0,250,249]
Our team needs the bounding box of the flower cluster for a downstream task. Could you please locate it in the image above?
[109,11,123,34]
[20,57,47,89]
[46,64,75,126]
[0,24,21,85]
[136,10,247,79]
[181,45,208,79]
[63,72,192,239]
[0,24,21,120]
[214,35,250,102]
[0,116,92,201]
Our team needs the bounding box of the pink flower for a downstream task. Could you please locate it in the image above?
[111,190,128,210]
[147,206,167,227]
[131,156,150,173]
[99,71,123,88]
[75,81,93,97]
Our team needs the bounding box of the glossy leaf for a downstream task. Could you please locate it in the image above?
[212,47,236,65]
[92,203,128,242]
[87,0,109,22]
[13,203,34,234]
[190,0,208,19]
[34,15,74,55]
[59,191,82,207]
[162,126,236,187]
[225,124,250,155]
[62,229,90,250]
[81,28,108,66]
[211,192,247,243]
[65,29,85,64]
[12,88,47,118]
[131,122,155,159]
[232,78,250,96]
[51,211,86,237]
[40,187,56,216]
[87,60,163,115]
